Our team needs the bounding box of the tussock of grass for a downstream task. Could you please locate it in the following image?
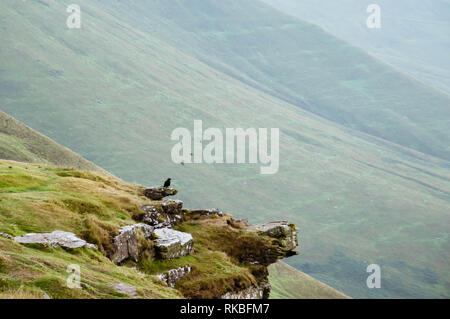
[81,215,118,255]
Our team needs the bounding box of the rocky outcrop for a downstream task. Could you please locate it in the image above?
[187,209,224,220]
[14,231,97,250]
[111,223,194,263]
[216,221,299,299]
[247,221,298,251]
[153,228,194,260]
[144,187,178,200]
[157,266,191,287]
[140,200,184,228]
[221,282,270,299]
[160,199,183,215]
[110,224,154,264]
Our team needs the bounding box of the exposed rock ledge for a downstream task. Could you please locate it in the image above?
[247,220,298,251]
[221,282,271,299]
[14,231,97,250]
[144,187,178,200]
[217,221,298,299]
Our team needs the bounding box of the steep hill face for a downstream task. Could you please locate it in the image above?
[95,0,450,161]
[261,0,450,94]
[0,111,101,171]
[0,0,449,298]
[0,160,299,299]
[269,262,349,299]
[0,114,343,299]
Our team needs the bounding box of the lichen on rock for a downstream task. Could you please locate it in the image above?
[14,231,97,250]
[143,187,178,200]
[110,223,154,264]
[139,200,184,228]
[153,228,194,260]
[157,265,191,287]
[221,282,270,299]
[247,220,298,251]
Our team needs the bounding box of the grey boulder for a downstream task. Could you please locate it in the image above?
[153,228,194,260]
[14,231,97,250]
[110,223,154,264]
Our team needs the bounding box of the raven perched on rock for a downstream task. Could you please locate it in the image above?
[163,178,171,188]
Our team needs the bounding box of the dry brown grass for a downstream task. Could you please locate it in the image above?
[81,215,119,255]
[0,287,46,299]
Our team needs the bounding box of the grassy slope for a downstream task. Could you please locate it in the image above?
[261,0,450,94]
[0,160,181,299]
[0,110,101,171]
[0,113,346,300]
[0,159,285,299]
[269,262,349,299]
[0,0,449,298]
[95,0,450,161]
[0,113,348,299]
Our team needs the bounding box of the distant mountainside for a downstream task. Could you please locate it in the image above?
[0,0,449,298]
[94,0,450,161]
[0,111,101,171]
[261,0,450,94]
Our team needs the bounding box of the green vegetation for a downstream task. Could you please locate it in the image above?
[0,160,327,299]
[0,0,449,298]
[0,111,101,171]
[0,160,181,298]
[262,0,450,93]
[96,0,450,160]
[269,262,349,299]
[0,160,254,299]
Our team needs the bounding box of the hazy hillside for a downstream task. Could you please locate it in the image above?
[269,262,349,299]
[262,0,450,93]
[0,113,345,300]
[95,0,450,161]
[1,0,449,298]
[0,111,101,171]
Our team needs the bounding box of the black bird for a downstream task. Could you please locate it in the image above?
[163,178,171,188]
